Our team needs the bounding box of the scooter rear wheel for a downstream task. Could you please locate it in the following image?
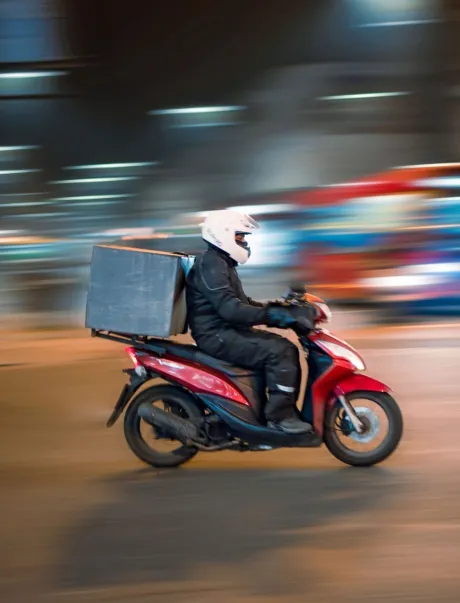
[324,391,403,467]
[124,385,202,468]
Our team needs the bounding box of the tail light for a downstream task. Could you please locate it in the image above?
[126,347,147,377]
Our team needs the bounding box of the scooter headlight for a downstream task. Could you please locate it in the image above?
[315,302,332,324]
[317,341,365,371]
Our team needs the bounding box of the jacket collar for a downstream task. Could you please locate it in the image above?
[206,243,237,267]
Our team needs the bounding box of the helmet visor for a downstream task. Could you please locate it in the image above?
[236,213,260,234]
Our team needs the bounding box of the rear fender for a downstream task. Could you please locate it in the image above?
[327,374,392,411]
[106,369,151,428]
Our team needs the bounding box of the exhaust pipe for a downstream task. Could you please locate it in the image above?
[138,403,243,452]
[138,402,200,444]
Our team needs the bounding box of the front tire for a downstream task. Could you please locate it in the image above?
[124,385,202,469]
[324,391,403,467]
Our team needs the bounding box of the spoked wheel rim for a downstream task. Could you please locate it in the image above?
[324,391,403,467]
[332,397,390,454]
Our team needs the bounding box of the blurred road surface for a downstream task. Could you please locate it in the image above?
[1,324,460,603]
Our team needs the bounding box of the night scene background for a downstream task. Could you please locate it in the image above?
[2,2,460,602]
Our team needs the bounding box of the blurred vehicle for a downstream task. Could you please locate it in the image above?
[0,234,91,320]
[292,164,460,316]
[98,289,402,468]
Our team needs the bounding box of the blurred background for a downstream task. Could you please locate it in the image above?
[3,2,460,603]
[2,0,460,329]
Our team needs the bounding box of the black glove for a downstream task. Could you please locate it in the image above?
[293,315,315,335]
[265,303,298,329]
[265,302,317,333]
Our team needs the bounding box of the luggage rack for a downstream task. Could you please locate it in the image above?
[91,329,167,356]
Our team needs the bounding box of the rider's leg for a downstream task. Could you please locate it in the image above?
[195,328,312,434]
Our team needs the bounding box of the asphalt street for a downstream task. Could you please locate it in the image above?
[1,330,460,603]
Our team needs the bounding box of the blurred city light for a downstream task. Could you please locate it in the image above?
[64,162,158,170]
[320,92,410,101]
[168,121,241,129]
[352,0,440,28]
[49,194,134,201]
[0,146,39,151]
[0,201,53,207]
[357,19,440,27]
[366,0,429,8]
[416,178,460,188]
[51,177,138,184]
[68,200,123,207]
[0,230,23,236]
[398,163,460,169]
[149,106,245,128]
[361,275,442,288]
[106,228,155,237]
[0,192,45,196]
[149,106,245,115]
[0,71,67,78]
[15,212,62,218]
[410,263,460,274]
[229,204,296,215]
[0,169,42,174]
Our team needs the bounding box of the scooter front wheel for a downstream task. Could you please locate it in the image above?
[324,391,403,467]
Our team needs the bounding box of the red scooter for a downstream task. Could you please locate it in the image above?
[99,290,403,468]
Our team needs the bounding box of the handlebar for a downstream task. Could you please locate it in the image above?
[280,287,307,304]
[278,286,331,327]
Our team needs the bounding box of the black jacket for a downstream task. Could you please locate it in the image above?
[186,245,267,343]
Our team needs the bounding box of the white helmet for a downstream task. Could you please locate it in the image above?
[201,209,260,264]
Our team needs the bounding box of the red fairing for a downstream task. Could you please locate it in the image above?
[310,358,353,436]
[309,330,364,360]
[333,374,392,397]
[323,374,392,418]
[141,354,250,406]
[308,331,368,435]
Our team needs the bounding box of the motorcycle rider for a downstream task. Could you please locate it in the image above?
[186,209,317,435]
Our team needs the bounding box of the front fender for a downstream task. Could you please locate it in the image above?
[335,373,392,396]
[327,374,392,411]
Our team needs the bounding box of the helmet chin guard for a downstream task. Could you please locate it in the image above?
[201,209,259,264]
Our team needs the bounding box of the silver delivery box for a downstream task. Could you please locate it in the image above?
[85,244,194,337]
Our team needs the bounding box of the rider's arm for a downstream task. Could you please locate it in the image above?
[198,254,267,326]
[247,297,265,308]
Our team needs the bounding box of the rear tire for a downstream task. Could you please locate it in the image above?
[324,391,403,467]
[124,385,202,469]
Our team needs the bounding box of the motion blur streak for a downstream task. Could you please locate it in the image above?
[1,0,460,602]
[0,70,68,78]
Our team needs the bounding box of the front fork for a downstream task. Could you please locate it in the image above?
[329,374,393,435]
[335,387,365,434]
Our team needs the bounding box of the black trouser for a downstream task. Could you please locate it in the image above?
[196,328,301,421]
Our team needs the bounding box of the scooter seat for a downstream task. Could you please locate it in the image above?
[161,342,261,378]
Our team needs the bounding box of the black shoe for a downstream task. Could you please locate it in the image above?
[267,416,313,435]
